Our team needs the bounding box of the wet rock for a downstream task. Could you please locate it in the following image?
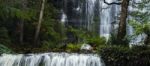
[80,44,93,53]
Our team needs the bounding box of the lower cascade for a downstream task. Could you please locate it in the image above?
[0,53,104,66]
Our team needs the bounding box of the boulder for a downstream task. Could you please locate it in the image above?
[81,44,93,51]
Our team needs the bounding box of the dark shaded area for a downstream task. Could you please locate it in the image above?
[99,46,150,66]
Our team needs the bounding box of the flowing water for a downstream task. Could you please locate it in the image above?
[60,0,120,40]
[0,53,104,66]
[99,0,120,40]
[1,0,149,66]
[60,0,148,44]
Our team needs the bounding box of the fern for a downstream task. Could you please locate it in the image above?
[0,44,13,54]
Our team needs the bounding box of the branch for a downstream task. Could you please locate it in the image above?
[104,0,121,5]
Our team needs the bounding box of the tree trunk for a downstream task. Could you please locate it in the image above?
[20,20,24,45]
[19,0,27,45]
[117,0,129,42]
[34,0,45,45]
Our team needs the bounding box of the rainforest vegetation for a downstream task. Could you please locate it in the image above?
[0,0,150,65]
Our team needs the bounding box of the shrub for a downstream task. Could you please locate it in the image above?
[85,37,106,51]
[86,37,106,46]
[108,33,130,46]
[98,45,150,66]
[41,40,57,50]
[66,43,82,52]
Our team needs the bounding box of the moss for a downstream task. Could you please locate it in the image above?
[66,43,82,52]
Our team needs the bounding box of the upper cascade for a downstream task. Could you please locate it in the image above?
[60,0,146,44]
[0,52,105,66]
[60,0,120,40]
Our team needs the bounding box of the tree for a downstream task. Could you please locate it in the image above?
[117,0,129,42]
[19,0,27,45]
[34,0,46,45]
[104,0,130,43]
[0,0,63,50]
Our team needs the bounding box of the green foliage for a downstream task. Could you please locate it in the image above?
[129,0,150,35]
[39,2,66,48]
[41,40,56,50]
[0,0,148,53]
[129,0,150,45]
[0,0,105,52]
[98,45,150,66]
[68,27,90,38]
[131,0,150,10]
[129,19,150,35]
[66,43,82,52]
[0,0,36,20]
[0,44,13,54]
[0,27,11,46]
[66,26,93,43]
[0,0,65,51]
[86,37,106,47]
[108,33,130,46]
[66,26,107,51]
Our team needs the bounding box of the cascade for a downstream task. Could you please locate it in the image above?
[60,0,147,45]
[60,0,120,40]
[99,0,120,40]
[0,53,104,66]
[61,10,68,23]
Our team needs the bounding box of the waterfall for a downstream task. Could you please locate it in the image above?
[61,10,68,23]
[85,0,120,40]
[0,53,104,66]
[99,0,120,40]
[60,0,120,40]
[60,0,148,45]
[85,0,96,31]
